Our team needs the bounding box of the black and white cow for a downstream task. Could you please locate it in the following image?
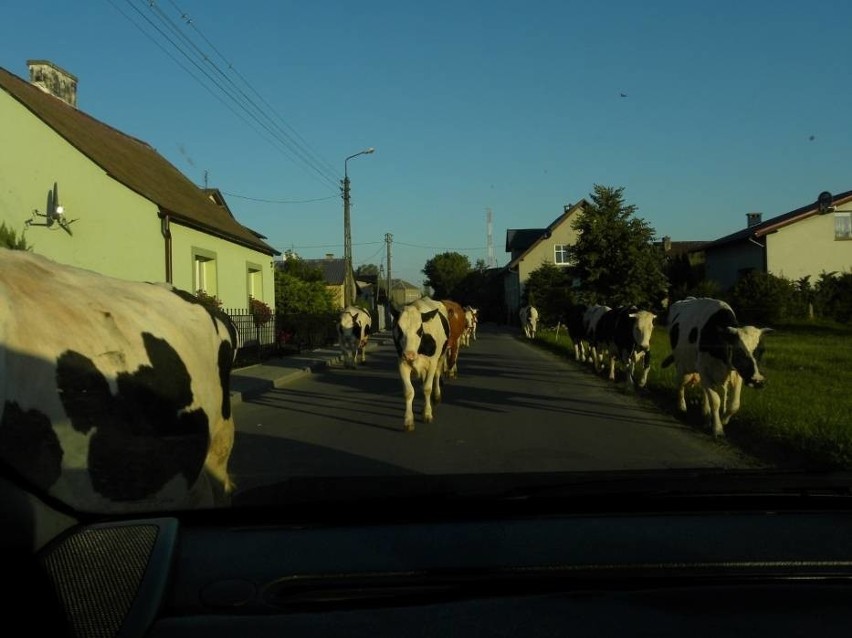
[0,249,239,513]
[661,297,771,437]
[563,303,589,361]
[582,304,612,369]
[337,305,372,368]
[391,297,450,432]
[519,305,539,339]
[594,306,657,389]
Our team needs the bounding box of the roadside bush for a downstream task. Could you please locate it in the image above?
[729,271,796,325]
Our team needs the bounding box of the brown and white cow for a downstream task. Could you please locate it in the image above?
[519,305,539,339]
[337,305,372,368]
[462,306,478,346]
[662,297,771,437]
[0,249,239,513]
[391,297,450,432]
[440,299,467,378]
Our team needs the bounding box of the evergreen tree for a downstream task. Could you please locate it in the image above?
[569,185,667,307]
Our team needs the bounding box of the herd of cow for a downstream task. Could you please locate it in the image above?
[544,297,771,438]
[335,298,479,432]
[0,248,770,514]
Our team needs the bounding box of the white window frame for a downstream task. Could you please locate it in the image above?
[192,249,218,296]
[835,212,852,241]
[554,244,572,265]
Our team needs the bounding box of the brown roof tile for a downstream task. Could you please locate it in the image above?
[0,65,278,255]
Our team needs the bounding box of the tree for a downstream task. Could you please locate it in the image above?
[569,184,667,307]
[1,222,31,250]
[523,261,575,325]
[355,263,380,277]
[274,270,335,314]
[422,252,471,299]
[277,253,325,282]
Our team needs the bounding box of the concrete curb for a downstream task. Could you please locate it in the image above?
[229,336,390,406]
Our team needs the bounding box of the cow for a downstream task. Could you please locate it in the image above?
[563,303,589,361]
[440,299,467,378]
[391,297,450,431]
[661,297,771,437]
[337,305,372,368]
[594,306,656,389]
[582,304,612,370]
[519,305,539,339]
[461,306,478,347]
[0,249,239,513]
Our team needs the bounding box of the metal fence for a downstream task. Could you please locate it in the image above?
[223,308,341,366]
[223,307,278,366]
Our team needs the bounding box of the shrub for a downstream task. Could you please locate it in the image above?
[249,297,273,326]
[195,289,223,312]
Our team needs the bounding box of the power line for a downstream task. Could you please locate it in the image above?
[165,0,340,181]
[110,0,341,191]
[220,191,338,204]
[395,241,488,252]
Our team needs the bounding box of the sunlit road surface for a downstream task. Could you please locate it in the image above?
[230,324,760,495]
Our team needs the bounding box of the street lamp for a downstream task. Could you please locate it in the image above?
[342,147,375,306]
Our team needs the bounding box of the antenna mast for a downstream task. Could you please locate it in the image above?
[486,208,496,268]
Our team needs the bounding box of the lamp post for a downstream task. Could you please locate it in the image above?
[343,147,375,306]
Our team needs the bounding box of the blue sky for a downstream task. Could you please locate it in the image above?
[3,1,850,285]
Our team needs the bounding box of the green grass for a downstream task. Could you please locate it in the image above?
[537,321,852,469]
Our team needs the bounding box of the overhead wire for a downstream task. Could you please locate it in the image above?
[142,0,340,191]
[111,0,341,192]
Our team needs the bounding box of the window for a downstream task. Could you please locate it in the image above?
[554,244,572,265]
[193,251,218,296]
[835,212,852,240]
[247,264,263,304]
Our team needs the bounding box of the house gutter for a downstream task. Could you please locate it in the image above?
[159,210,173,284]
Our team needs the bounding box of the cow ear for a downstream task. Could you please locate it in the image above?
[421,309,439,322]
[761,327,774,334]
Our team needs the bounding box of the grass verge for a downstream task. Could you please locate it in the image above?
[535,320,852,470]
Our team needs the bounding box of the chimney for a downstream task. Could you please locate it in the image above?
[325,253,335,259]
[26,60,77,108]
[746,212,762,228]
[662,236,672,253]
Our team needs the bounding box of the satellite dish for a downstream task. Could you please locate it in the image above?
[817,191,834,214]
[49,182,75,235]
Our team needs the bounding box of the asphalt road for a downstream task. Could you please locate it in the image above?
[229,324,760,496]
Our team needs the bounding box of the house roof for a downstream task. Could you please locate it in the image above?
[0,65,278,255]
[705,189,852,250]
[658,240,710,257]
[505,228,547,253]
[301,258,348,285]
[505,200,588,270]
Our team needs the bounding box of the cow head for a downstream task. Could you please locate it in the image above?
[629,310,656,352]
[393,307,442,363]
[724,326,772,388]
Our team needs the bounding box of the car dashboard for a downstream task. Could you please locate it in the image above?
[12,480,852,638]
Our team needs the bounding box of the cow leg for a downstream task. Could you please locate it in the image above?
[204,417,236,504]
[705,386,725,437]
[635,352,651,388]
[608,354,617,381]
[722,371,743,425]
[399,362,416,431]
[422,364,438,423]
[676,374,689,412]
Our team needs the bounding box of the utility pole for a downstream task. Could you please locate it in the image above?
[342,148,374,307]
[385,232,393,325]
[342,174,352,306]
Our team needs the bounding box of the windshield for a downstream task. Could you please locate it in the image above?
[1,0,850,516]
